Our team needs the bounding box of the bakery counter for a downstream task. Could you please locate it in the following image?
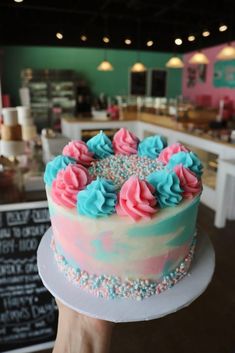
[61,115,135,140]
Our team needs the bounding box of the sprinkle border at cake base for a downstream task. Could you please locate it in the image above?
[51,233,197,301]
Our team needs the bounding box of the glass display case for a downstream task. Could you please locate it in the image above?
[21,69,77,131]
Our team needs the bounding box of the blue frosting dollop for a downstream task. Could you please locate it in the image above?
[167,151,203,177]
[77,178,117,217]
[138,135,167,159]
[44,155,76,186]
[87,131,114,159]
[147,170,182,208]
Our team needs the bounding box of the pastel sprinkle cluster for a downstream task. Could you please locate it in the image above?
[89,154,163,190]
[44,128,203,221]
[51,234,197,300]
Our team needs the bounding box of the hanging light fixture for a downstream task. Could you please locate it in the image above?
[131,20,147,72]
[166,56,184,68]
[97,49,114,71]
[189,50,209,64]
[97,17,113,71]
[131,61,147,72]
[217,43,235,60]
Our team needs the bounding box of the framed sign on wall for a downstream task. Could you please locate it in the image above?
[129,69,167,97]
[150,69,167,97]
[129,71,147,96]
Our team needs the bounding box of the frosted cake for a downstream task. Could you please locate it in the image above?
[44,128,203,300]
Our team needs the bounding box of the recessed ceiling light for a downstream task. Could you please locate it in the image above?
[125,38,132,45]
[188,35,195,42]
[81,35,87,42]
[175,38,183,45]
[103,36,110,43]
[56,32,63,40]
[146,40,154,47]
[202,30,210,37]
[14,0,24,2]
[219,24,228,32]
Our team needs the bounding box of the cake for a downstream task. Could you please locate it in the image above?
[44,128,203,300]
[0,108,25,156]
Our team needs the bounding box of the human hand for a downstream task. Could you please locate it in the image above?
[53,298,114,353]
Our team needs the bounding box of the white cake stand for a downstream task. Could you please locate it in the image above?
[37,227,215,323]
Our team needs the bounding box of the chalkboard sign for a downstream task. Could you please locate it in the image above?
[150,69,167,97]
[130,71,147,96]
[0,201,57,353]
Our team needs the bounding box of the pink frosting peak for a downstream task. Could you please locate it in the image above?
[116,176,157,222]
[51,164,91,208]
[174,164,202,199]
[158,143,188,165]
[113,128,139,155]
[63,140,94,166]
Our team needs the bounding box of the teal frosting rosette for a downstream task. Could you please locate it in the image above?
[77,178,117,217]
[138,135,167,159]
[87,130,114,159]
[44,155,76,186]
[147,169,182,208]
[167,151,203,177]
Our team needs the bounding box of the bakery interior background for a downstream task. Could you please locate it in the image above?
[0,1,235,353]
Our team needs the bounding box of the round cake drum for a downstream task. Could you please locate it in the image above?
[37,228,215,323]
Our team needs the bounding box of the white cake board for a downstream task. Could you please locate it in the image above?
[37,228,215,323]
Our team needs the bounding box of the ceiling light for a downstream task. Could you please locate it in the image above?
[131,62,147,72]
[219,24,228,32]
[217,43,235,60]
[146,40,154,47]
[81,35,87,42]
[97,60,114,71]
[166,56,184,68]
[103,36,110,43]
[202,30,210,37]
[189,51,209,64]
[97,50,114,71]
[188,35,195,42]
[56,32,63,40]
[125,38,132,45]
[14,0,24,2]
[175,38,183,45]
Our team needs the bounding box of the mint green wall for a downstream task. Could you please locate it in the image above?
[1,46,182,105]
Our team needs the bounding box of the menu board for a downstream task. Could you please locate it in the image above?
[0,201,57,353]
[130,71,147,96]
[150,69,167,97]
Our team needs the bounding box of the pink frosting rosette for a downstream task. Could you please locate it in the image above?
[174,164,202,198]
[116,176,157,222]
[63,140,94,166]
[158,143,188,165]
[51,163,91,208]
[113,128,139,155]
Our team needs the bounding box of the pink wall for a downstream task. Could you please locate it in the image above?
[182,41,235,108]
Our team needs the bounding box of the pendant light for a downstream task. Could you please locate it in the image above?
[166,56,184,68]
[131,20,147,72]
[97,49,114,71]
[97,17,114,71]
[165,34,184,68]
[189,50,209,64]
[131,52,147,72]
[217,43,235,60]
[217,16,235,60]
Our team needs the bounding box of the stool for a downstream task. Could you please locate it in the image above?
[214,159,235,228]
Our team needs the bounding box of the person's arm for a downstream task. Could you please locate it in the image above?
[53,299,113,353]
